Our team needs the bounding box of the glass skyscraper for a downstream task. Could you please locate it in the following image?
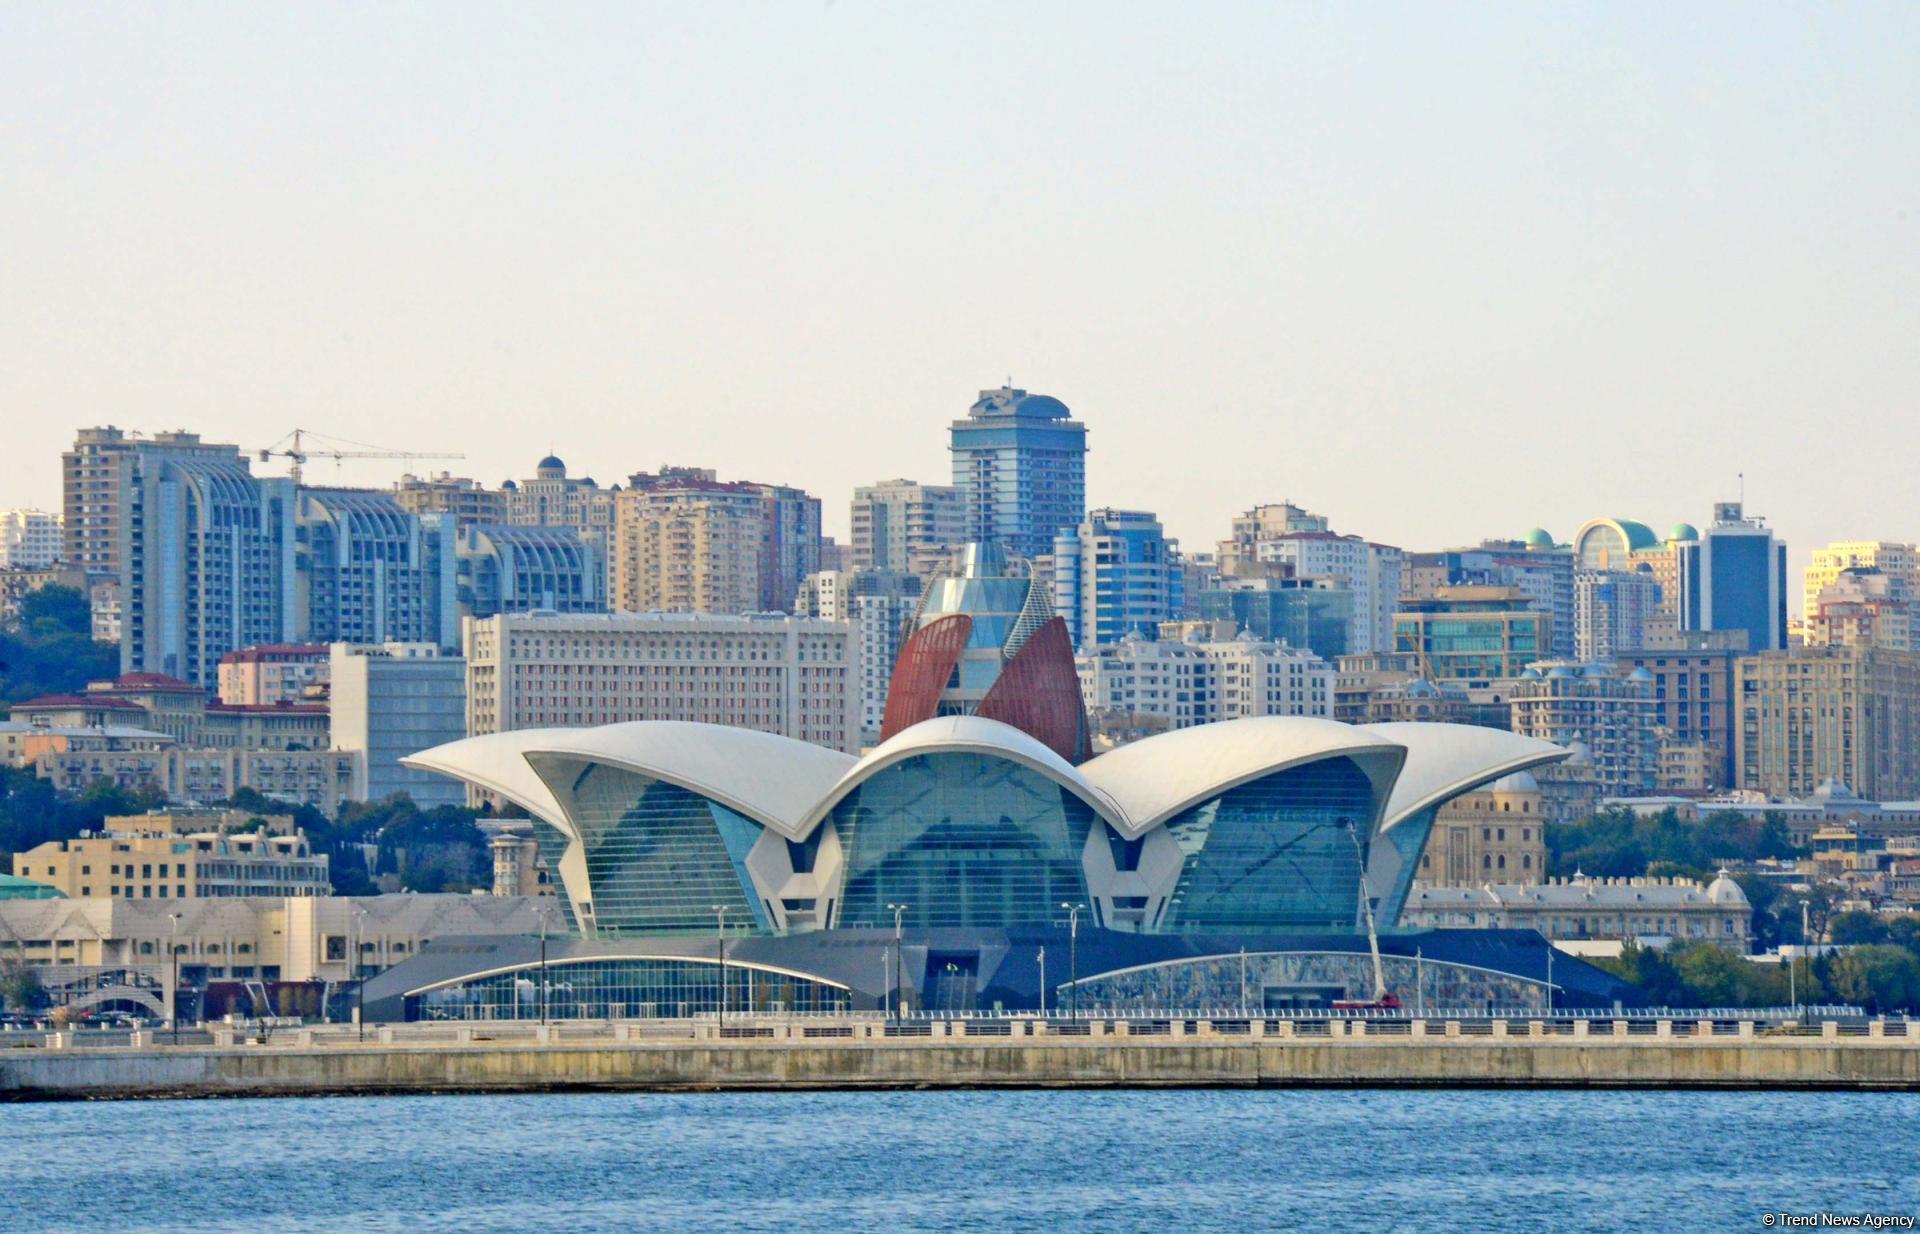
[948,386,1087,560]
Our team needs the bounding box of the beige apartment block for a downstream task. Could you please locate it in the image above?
[1803,541,1917,624]
[12,831,329,901]
[463,611,858,752]
[1735,645,1920,800]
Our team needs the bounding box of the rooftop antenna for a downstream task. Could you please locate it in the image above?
[1739,471,1745,504]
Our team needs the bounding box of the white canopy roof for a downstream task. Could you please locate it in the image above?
[1079,717,1406,837]
[796,715,1124,836]
[1359,722,1568,833]
[403,722,856,840]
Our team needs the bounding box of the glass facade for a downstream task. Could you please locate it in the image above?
[1375,806,1436,929]
[1065,952,1547,1013]
[528,756,767,934]
[830,752,1095,929]
[405,957,850,1021]
[1159,758,1376,934]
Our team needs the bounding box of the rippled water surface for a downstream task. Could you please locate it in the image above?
[6,1088,1917,1232]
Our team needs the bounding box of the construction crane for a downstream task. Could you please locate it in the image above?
[258,428,464,486]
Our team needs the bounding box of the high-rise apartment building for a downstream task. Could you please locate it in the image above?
[393,472,508,528]
[1215,503,1329,570]
[611,467,821,615]
[1051,508,1183,650]
[463,612,857,752]
[0,510,63,568]
[1676,502,1788,653]
[294,489,459,649]
[850,479,965,576]
[1508,662,1658,797]
[1574,568,1661,661]
[329,642,468,808]
[456,524,605,618]
[1804,569,1912,651]
[119,444,298,689]
[948,386,1087,559]
[1571,518,1693,650]
[1735,645,1920,800]
[612,479,765,615]
[1392,586,1550,682]
[1803,542,1917,623]
[64,428,244,579]
[1254,534,1403,655]
[1613,647,1737,793]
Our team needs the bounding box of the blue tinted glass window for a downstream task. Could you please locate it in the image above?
[1160,758,1376,933]
[831,752,1095,929]
[529,757,764,935]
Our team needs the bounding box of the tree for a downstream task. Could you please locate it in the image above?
[1823,947,1920,1015]
[0,585,118,706]
[0,955,48,1013]
[1828,912,1890,946]
[15,585,91,637]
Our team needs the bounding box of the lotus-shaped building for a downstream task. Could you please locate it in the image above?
[406,714,1566,940]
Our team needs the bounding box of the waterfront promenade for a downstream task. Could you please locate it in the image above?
[4,1013,1918,1099]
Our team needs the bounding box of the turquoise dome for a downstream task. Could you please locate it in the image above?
[1668,522,1700,543]
[1522,528,1554,549]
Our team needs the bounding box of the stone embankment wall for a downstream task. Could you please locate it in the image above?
[5,1032,1918,1099]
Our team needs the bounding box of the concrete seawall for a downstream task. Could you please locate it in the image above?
[6,1035,1920,1100]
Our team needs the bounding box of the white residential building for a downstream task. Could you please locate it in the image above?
[0,509,63,568]
[1574,568,1661,661]
[850,479,966,577]
[1077,632,1333,736]
[463,612,858,752]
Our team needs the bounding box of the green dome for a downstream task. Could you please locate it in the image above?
[1667,522,1700,543]
[1522,528,1555,548]
[0,874,65,900]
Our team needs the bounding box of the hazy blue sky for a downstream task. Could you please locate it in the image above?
[4,4,1916,594]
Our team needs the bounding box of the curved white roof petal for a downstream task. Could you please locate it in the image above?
[402,728,582,833]
[516,722,856,839]
[404,723,856,840]
[1359,722,1569,831]
[797,715,1125,836]
[1080,717,1406,836]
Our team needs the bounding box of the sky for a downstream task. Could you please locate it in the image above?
[3,3,1917,602]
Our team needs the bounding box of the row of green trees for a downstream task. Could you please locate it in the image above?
[1547,806,1800,880]
[1597,936,1920,1015]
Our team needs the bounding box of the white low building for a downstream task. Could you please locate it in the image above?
[1402,870,1751,950]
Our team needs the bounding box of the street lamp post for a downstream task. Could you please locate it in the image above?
[1239,947,1248,1016]
[713,905,729,1032]
[168,912,180,1045]
[1789,898,1804,1020]
[886,904,908,1022]
[354,909,367,1043]
[538,907,550,1026]
[1545,944,1554,1014]
[1060,903,1084,1018]
[1037,947,1046,1018]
